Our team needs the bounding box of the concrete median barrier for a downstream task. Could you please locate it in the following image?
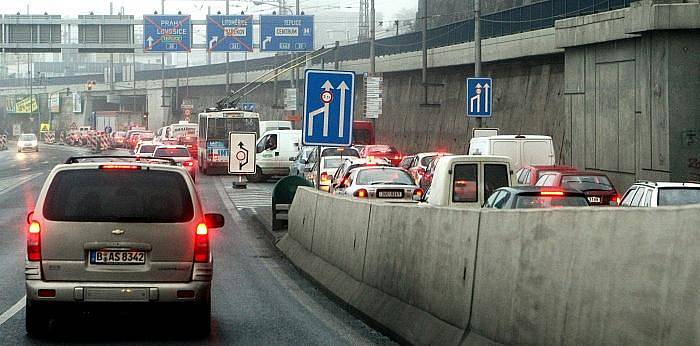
[278,188,700,345]
[470,206,700,345]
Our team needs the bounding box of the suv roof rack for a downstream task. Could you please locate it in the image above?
[65,156,177,166]
[635,180,657,186]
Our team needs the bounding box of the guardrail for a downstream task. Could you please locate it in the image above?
[0,0,632,88]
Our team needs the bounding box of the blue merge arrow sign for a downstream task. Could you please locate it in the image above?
[303,70,355,146]
[466,77,493,117]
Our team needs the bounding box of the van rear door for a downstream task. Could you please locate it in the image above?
[491,140,519,168]
[521,140,554,166]
[39,167,198,282]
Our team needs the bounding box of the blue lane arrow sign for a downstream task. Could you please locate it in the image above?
[303,70,355,146]
[466,77,493,117]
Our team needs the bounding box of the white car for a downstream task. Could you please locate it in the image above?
[338,166,422,201]
[135,141,159,158]
[154,145,198,182]
[620,181,700,207]
[17,133,39,152]
[308,156,346,192]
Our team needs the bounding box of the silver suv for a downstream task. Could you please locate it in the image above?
[25,156,224,337]
[620,181,700,207]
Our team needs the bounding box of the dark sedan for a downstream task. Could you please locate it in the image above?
[483,186,590,209]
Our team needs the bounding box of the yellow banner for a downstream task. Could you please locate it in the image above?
[14,96,39,113]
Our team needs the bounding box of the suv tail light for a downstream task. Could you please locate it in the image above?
[183,161,195,167]
[354,189,368,198]
[194,223,209,263]
[413,188,425,198]
[27,221,41,261]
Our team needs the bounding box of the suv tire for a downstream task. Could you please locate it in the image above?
[248,167,264,183]
[25,299,50,337]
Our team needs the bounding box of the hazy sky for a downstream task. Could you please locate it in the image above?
[0,0,418,21]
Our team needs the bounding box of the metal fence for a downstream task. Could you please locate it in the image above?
[0,0,632,88]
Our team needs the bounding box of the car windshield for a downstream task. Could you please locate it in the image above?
[367,146,398,155]
[356,168,414,186]
[139,145,158,153]
[20,134,36,141]
[154,147,190,157]
[657,188,700,206]
[323,157,344,169]
[515,195,590,208]
[322,147,359,157]
[43,169,193,223]
[561,175,613,191]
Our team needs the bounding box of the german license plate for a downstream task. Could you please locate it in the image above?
[90,251,145,265]
[587,196,601,203]
[377,190,404,198]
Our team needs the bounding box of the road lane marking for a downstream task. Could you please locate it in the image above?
[19,167,31,171]
[0,296,25,327]
[0,173,43,196]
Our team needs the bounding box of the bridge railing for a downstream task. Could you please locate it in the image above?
[0,0,632,88]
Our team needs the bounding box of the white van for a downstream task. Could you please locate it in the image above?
[423,155,513,208]
[468,135,554,171]
[250,129,301,182]
[259,121,292,136]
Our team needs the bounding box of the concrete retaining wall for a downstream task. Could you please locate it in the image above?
[278,187,700,345]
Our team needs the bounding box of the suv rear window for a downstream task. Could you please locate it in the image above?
[658,188,700,206]
[43,169,193,223]
[139,145,157,153]
[322,147,359,157]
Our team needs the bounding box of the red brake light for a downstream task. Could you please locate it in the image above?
[354,189,369,198]
[100,164,140,170]
[27,221,41,261]
[320,172,329,181]
[183,161,195,167]
[393,155,401,160]
[38,289,55,298]
[541,191,565,196]
[413,188,424,197]
[194,223,209,263]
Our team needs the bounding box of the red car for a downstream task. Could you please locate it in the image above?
[515,165,579,186]
[360,145,403,166]
[536,171,620,206]
[178,135,198,157]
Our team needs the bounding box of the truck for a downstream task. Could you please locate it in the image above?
[418,155,513,208]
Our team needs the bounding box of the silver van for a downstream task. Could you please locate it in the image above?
[24,157,224,337]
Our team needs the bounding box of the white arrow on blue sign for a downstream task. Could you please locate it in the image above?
[206,15,253,52]
[466,77,493,117]
[259,15,314,52]
[143,15,192,52]
[303,70,355,146]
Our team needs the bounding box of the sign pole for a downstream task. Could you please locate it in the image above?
[316,145,321,190]
[474,0,482,129]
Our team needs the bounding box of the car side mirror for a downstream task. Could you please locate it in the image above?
[205,213,225,228]
[27,211,34,224]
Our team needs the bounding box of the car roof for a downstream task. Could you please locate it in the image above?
[155,144,188,149]
[550,171,610,177]
[474,135,552,140]
[353,166,407,173]
[632,181,700,188]
[496,186,586,195]
[439,155,513,164]
[526,165,578,171]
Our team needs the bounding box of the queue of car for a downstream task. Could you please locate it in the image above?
[285,133,700,209]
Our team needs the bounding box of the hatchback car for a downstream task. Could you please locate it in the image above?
[308,156,346,192]
[135,141,159,158]
[536,171,620,206]
[17,133,39,152]
[620,181,700,207]
[25,156,224,337]
[329,157,392,194]
[154,145,198,182]
[337,166,422,201]
[514,165,578,186]
[483,186,590,209]
[360,145,403,166]
[407,152,453,184]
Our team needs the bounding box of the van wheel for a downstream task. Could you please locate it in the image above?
[191,300,211,338]
[248,167,264,183]
[25,299,50,338]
